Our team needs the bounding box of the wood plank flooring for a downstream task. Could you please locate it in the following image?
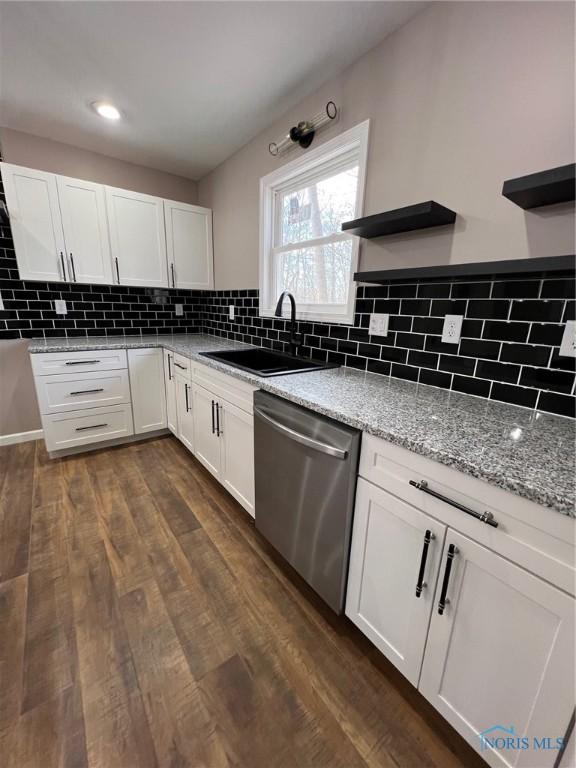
[0,436,486,768]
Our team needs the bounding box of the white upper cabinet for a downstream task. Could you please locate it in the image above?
[56,175,112,285]
[164,199,214,290]
[105,186,168,287]
[1,162,68,282]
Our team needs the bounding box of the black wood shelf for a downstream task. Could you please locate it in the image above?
[354,254,575,285]
[342,201,456,239]
[502,164,575,209]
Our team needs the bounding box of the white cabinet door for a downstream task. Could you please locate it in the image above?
[105,186,168,287]
[346,479,446,685]
[1,162,67,282]
[175,374,194,453]
[56,174,112,285]
[192,383,222,479]
[163,350,177,434]
[164,200,213,290]
[419,530,575,768]
[128,348,167,434]
[220,400,254,517]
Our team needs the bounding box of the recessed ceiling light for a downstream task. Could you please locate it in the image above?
[92,101,121,120]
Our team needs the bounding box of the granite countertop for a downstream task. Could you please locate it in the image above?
[29,333,576,516]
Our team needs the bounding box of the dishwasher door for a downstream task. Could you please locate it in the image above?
[254,390,361,613]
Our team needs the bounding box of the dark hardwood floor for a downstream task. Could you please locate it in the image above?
[0,436,486,768]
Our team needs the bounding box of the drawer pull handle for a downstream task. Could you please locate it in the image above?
[70,388,104,396]
[75,423,108,432]
[409,480,498,528]
[438,544,458,615]
[65,360,101,366]
[174,362,187,370]
[415,529,434,598]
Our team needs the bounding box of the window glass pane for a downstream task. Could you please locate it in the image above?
[276,240,353,306]
[279,165,359,246]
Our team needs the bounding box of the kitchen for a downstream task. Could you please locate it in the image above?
[0,2,574,767]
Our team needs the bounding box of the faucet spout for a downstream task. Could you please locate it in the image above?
[275,291,303,356]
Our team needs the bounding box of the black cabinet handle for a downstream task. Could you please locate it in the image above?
[114,257,120,283]
[69,388,104,396]
[59,251,66,281]
[171,263,176,288]
[415,529,434,598]
[65,360,101,365]
[437,544,458,615]
[211,400,216,434]
[185,383,190,412]
[69,253,77,282]
[75,423,108,432]
[215,403,222,436]
[409,480,498,528]
[174,362,187,370]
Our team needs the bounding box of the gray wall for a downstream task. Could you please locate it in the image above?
[0,127,198,203]
[198,1,575,290]
[0,340,41,436]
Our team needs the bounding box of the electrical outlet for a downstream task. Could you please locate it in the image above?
[559,321,576,358]
[54,299,67,315]
[229,305,235,320]
[441,314,463,344]
[369,313,389,337]
[174,304,184,317]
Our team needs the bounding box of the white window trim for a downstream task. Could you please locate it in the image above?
[259,120,369,324]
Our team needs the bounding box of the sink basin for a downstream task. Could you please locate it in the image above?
[200,348,339,377]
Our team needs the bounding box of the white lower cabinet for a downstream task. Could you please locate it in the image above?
[219,400,255,516]
[163,350,178,434]
[347,436,576,768]
[192,382,223,480]
[419,530,575,768]
[175,374,194,453]
[44,405,134,452]
[128,348,167,434]
[346,479,446,685]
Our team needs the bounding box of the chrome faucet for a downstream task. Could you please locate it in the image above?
[275,291,303,356]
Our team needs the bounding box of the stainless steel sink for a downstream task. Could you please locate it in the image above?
[200,348,338,377]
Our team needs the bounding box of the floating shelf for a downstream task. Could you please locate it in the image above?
[342,201,456,239]
[354,254,575,285]
[502,163,575,209]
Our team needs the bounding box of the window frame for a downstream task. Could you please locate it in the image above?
[259,120,370,324]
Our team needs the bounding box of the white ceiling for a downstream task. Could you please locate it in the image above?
[0,1,425,180]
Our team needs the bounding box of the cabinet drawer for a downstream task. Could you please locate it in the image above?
[359,433,576,595]
[36,369,131,415]
[191,360,256,413]
[43,405,134,452]
[172,353,191,378]
[31,348,128,375]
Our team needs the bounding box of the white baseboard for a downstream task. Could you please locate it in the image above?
[0,429,43,447]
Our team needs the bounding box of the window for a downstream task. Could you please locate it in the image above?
[259,120,369,323]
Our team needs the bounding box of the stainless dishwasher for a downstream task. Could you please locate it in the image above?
[253,391,361,614]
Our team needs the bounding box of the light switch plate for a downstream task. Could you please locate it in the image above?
[174,304,184,316]
[229,305,235,320]
[369,313,389,337]
[442,314,463,344]
[559,321,576,358]
[54,299,67,315]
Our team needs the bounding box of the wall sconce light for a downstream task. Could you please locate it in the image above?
[269,101,338,157]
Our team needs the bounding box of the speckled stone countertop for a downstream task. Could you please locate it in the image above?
[29,334,576,516]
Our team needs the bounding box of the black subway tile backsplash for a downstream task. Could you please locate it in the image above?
[1,174,574,417]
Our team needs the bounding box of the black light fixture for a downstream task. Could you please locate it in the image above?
[269,101,338,156]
